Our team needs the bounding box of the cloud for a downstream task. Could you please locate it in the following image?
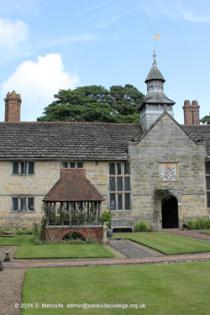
[97,14,122,29]
[1,53,79,120]
[0,18,29,50]
[142,0,210,24]
[183,11,210,23]
[74,3,106,18]
[0,0,39,15]
[0,18,30,63]
[42,33,97,49]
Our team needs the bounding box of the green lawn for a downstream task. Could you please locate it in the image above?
[0,235,33,245]
[22,262,210,315]
[0,235,113,259]
[16,243,113,259]
[113,232,210,254]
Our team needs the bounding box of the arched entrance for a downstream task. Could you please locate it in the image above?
[161,195,179,228]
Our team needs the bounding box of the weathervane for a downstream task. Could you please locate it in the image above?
[154,33,160,41]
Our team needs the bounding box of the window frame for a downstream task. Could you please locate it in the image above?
[12,161,35,176]
[109,162,131,211]
[12,196,35,212]
[62,161,84,169]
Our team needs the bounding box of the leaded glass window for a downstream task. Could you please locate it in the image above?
[109,162,131,210]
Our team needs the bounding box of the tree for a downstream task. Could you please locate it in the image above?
[201,114,210,124]
[37,84,144,123]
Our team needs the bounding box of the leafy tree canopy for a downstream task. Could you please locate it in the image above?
[37,84,144,123]
[201,114,210,124]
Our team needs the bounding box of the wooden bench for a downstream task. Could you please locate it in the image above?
[111,217,133,232]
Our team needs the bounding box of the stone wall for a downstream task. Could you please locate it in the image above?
[0,161,109,227]
[129,113,208,229]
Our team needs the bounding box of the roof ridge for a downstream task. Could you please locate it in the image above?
[183,124,210,128]
[0,121,139,126]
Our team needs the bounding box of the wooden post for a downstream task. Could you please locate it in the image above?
[60,202,63,225]
[53,202,56,225]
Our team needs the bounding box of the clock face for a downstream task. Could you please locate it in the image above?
[160,164,177,181]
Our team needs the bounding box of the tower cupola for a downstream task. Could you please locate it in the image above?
[140,52,175,130]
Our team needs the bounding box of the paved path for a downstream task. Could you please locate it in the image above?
[4,251,210,269]
[0,246,23,315]
[167,229,210,241]
[0,269,25,315]
[110,240,161,258]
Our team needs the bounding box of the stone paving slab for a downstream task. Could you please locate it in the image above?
[110,240,161,258]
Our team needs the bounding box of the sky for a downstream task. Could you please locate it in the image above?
[0,0,210,123]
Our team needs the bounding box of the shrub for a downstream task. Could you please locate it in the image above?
[33,236,43,245]
[0,226,16,236]
[32,223,45,244]
[185,218,210,230]
[134,221,151,232]
[186,220,196,230]
[101,211,112,229]
[63,231,86,241]
[16,227,32,235]
[0,226,32,236]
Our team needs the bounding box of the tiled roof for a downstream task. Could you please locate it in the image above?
[183,125,210,157]
[0,122,142,160]
[0,121,209,160]
[43,169,104,202]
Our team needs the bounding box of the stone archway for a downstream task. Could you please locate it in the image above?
[161,195,179,228]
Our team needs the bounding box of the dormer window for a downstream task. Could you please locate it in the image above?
[12,161,34,175]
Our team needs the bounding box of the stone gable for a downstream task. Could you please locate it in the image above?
[129,112,207,229]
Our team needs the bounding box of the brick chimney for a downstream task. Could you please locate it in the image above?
[183,100,200,125]
[5,91,22,122]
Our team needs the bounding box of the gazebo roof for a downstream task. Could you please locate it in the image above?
[43,169,104,202]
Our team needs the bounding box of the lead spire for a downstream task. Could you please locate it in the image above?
[145,52,165,83]
[152,50,157,66]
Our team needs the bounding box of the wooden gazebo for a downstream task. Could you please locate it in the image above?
[43,169,104,241]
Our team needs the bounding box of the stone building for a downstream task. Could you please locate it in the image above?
[0,53,210,232]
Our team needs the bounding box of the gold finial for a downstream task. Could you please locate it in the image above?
[154,33,160,41]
